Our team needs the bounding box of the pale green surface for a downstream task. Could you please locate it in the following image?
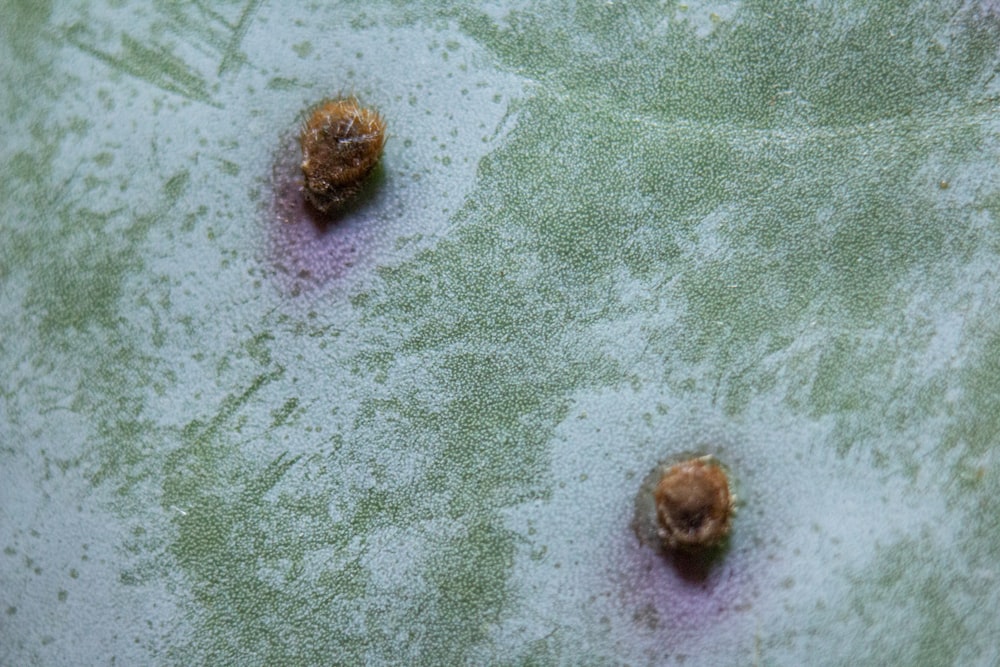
[2,1,999,665]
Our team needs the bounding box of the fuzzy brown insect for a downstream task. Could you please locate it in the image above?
[653,456,734,552]
[299,97,386,213]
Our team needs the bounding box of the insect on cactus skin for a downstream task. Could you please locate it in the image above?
[653,455,734,552]
[266,99,388,294]
[299,97,387,213]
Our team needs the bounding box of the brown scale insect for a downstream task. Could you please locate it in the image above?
[653,455,734,552]
[299,97,386,213]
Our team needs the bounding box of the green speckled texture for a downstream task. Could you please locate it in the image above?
[2,1,999,665]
